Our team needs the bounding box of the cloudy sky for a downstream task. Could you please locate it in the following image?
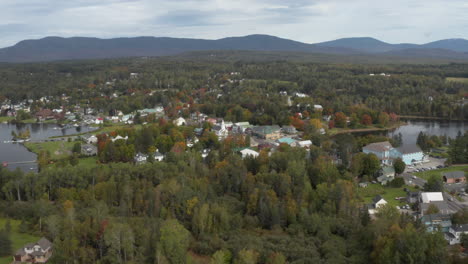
[1,0,467,48]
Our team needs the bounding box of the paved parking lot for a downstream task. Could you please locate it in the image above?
[405,157,446,173]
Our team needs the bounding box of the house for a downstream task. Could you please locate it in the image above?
[95,117,104,125]
[377,166,395,185]
[313,104,323,111]
[394,145,424,165]
[421,214,452,232]
[359,182,369,188]
[282,126,297,134]
[35,109,54,121]
[201,149,210,159]
[239,149,260,159]
[134,152,148,164]
[443,171,466,184]
[232,122,252,134]
[84,135,98,144]
[153,151,164,162]
[362,141,394,166]
[445,224,468,245]
[111,135,128,142]
[368,195,388,215]
[13,237,52,263]
[251,125,281,140]
[81,144,97,156]
[293,140,313,149]
[174,117,186,126]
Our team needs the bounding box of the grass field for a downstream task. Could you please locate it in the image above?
[0,117,14,123]
[359,183,418,207]
[0,218,40,264]
[78,156,99,168]
[24,141,76,160]
[414,165,468,181]
[446,77,468,83]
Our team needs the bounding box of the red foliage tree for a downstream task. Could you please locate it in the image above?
[361,114,373,126]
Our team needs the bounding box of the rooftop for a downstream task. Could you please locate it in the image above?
[363,141,392,153]
[444,171,465,179]
[420,192,444,203]
[452,224,468,232]
[396,144,423,154]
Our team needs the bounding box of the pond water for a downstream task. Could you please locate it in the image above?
[0,123,96,172]
[388,120,467,145]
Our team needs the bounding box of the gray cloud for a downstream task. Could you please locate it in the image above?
[0,0,467,47]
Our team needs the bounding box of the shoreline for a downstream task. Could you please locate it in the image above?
[400,115,467,121]
[330,121,406,135]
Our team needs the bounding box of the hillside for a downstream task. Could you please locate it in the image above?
[0,34,467,62]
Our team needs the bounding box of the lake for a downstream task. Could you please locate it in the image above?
[388,120,467,145]
[0,123,96,172]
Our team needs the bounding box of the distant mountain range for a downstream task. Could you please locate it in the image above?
[0,34,467,63]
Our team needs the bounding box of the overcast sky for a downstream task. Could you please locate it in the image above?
[1,0,467,48]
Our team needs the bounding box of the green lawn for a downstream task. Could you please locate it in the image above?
[78,156,99,168]
[0,116,14,123]
[0,218,40,264]
[414,165,468,181]
[24,141,76,160]
[446,77,468,83]
[359,183,418,207]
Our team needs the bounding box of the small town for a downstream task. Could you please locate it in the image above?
[1,1,468,263]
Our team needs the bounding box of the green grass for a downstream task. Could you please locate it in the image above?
[24,141,76,160]
[0,218,40,264]
[414,165,468,181]
[78,156,99,168]
[446,77,468,83]
[0,116,14,123]
[358,183,418,207]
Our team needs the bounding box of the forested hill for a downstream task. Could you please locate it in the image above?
[1,34,468,62]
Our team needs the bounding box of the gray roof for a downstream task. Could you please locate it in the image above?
[396,144,422,154]
[421,201,451,215]
[444,171,465,179]
[363,141,392,153]
[37,237,52,250]
[421,213,452,223]
[373,195,384,204]
[452,224,468,232]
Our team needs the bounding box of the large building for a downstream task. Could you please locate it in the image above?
[362,141,424,165]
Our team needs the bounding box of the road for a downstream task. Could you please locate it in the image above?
[401,173,427,188]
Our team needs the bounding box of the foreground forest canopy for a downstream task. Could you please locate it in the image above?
[0,56,468,264]
[0,57,467,120]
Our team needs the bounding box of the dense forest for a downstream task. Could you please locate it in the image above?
[0,57,467,121]
[0,144,456,264]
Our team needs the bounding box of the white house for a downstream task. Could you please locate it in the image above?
[153,151,164,162]
[293,140,313,148]
[111,135,128,142]
[134,152,148,164]
[313,105,323,111]
[86,135,98,144]
[174,117,186,126]
[446,224,468,245]
[240,149,260,159]
[95,117,104,125]
[368,195,388,215]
